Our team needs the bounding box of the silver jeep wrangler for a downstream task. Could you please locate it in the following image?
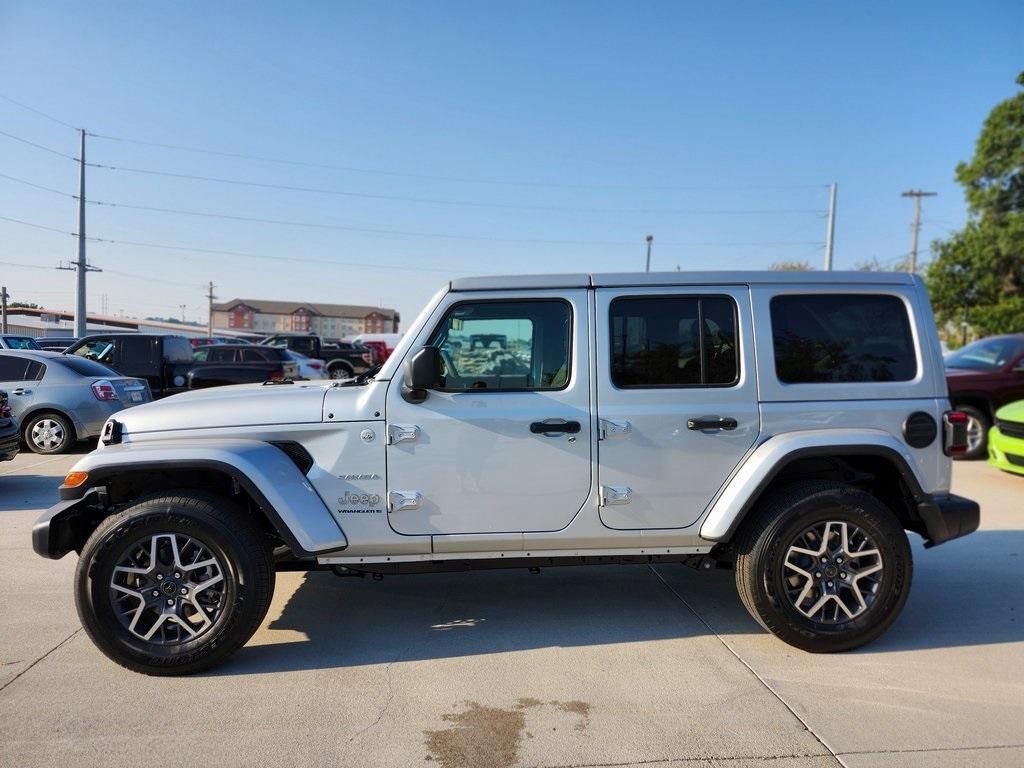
[34,272,979,674]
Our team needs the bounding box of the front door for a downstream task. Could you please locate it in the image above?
[385,291,592,536]
[595,286,760,529]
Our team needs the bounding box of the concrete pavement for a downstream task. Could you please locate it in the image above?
[0,450,1021,768]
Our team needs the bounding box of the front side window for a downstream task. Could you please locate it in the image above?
[609,296,739,387]
[73,338,115,364]
[771,294,917,383]
[429,300,571,391]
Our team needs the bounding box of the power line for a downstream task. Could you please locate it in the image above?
[0,174,824,248]
[86,161,824,216]
[0,214,77,236]
[0,129,79,161]
[0,93,80,130]
[87,130,829,193]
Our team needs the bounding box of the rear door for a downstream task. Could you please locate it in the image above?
[0,354,41,418]
[595,286,759,529]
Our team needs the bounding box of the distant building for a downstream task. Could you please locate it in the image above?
[211,299,400,338]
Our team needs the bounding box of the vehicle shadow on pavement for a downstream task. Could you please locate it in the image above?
[213,565,728,675]
[0,473,63,512]
[213,530,1024,675]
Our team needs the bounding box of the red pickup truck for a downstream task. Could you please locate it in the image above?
[945,333,1024,459]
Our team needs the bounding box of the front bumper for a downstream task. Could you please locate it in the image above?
[32,488,102,559]
[916,493,980,548]
[988,426,1024,476]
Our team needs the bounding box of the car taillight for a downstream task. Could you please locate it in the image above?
[361,352,373,364]
[92,379,118,401]
[308,362,322,370]
[270,370,283,381]
[943,410,969,456]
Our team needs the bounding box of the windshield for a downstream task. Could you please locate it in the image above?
[53,356,120,377]
[945,338,1024,372]
[3,336,41,350]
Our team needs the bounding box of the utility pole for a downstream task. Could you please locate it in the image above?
[644,234,653,272]
[179,304,187,323]
[206,282,217,339]
[59,129,100,335]
[1,286,8,333]
[901,189,936,273]
[824,183,837,270]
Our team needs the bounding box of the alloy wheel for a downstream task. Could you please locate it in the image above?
[109,533,226,644]
[778,520,884,624]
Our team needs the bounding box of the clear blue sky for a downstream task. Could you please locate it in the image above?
[1,1,1021,325]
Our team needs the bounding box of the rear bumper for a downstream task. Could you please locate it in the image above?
[0,425,19,461]
[917,493,980,548]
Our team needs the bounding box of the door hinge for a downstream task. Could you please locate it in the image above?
[387,424,420,445]
[598,419,632,441]
[388,490,423,512]
[599,485,632,506]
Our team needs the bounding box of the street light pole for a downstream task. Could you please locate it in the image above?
[824,183,837,270]
[644,234,653,272]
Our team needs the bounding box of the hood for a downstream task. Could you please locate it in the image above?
[996,400,1024,423]
[114,382,332,435]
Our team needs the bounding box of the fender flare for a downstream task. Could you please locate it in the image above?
[35,439,347,559]
[699,429,930,542]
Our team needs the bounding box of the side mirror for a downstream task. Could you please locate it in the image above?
[402,346,439,403]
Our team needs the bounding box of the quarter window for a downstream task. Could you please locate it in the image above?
[770,294,917,383]
[609,296,739,387]
[429,300,571,391]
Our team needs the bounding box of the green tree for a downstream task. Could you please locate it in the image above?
[770,260,813,271]
[927,72,1024,341]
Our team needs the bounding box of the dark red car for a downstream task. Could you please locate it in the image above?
[945,333,1024,459]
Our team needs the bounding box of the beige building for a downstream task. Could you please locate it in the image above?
[212,299,399,338]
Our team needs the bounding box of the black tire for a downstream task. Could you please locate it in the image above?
[328,361,354,380]
[75,492,275,675]
[23,411,75,454]
[954,404,989,461]
[734,481,912,653]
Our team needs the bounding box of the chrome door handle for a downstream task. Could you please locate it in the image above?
[687,416,738,431]
[12,388,31,395]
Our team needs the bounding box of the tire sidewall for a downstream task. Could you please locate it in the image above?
[76,499,271,673]
[752,488,911,650]
[24,412,73,454]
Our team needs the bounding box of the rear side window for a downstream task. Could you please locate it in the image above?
[609,296,739,387]
[770,294,917,383]
[52,356,118,377]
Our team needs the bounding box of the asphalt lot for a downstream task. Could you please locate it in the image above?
[0,448,1021,768]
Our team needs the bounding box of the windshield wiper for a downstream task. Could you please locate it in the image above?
[339,364,383,386]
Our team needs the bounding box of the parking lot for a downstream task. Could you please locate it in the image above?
[0,451,1020,768]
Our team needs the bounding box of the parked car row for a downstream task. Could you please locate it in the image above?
[0,350,152,454]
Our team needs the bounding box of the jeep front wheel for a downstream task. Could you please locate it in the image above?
[734,481,912,653]
[75,493,275,675]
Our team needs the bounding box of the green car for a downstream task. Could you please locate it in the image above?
[989,400,1024,475]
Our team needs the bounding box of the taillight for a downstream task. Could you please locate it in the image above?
[943,411,969,456]
[270,371,283,381]
[361,352,373,364]
[92,379,118,401]
[308,362,322,370]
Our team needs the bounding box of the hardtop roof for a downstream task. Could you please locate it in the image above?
[450,271,919,291]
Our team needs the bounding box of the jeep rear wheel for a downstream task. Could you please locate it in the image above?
[734,481,912,653]
[75,493,274,675]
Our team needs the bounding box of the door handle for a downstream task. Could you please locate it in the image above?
[12,388,31,395]
[530,420,581,435]
[687,416,738,431]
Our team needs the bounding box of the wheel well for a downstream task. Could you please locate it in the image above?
[19,407,77,439]
[328,360,353,373]
[949,395,992,421]
[738,453,924,537]
[84,468,286,551]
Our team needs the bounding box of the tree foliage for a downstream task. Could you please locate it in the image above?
[927,73,1024,340]
[770,260,813,271]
